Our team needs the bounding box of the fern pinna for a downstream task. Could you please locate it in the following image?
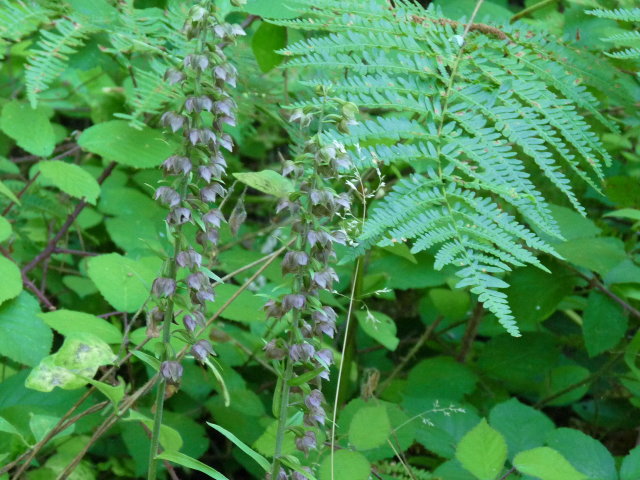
[272,0,634,336]
[587,8,640,63]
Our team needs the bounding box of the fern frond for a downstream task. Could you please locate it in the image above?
[0,0,52,42]
[25,16,93,107]
[587,8,640,67]
[587,8,640,22]
[276,0,622,335]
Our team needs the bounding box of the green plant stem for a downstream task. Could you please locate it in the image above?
[270,350,294,479]
[147,232,183,480]
[510,0,559,23]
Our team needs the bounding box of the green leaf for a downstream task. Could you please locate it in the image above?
[0,101,55,156]
[0,256,22,306]
[582,292,628,357]
[621,445,640,480]
[0,216,11,242]
[208,422,270,472]
[555,237,628,276]
[156,451,229,480]
[131,350,160,371]
[26,333,116,392]
[513,447,587,480]
[355,310,399,351]
[78,120,178,168]
[245,0,299,19]
[0,293,51,366]
[318,450,370,480]
[233,170,294,198]
[348,404,391,450]
[0,180,19,204]
[455,419,507,480]
[543,366,590,407]
[252,22,287,72]
[87,253,157,312]
[489,399,555,458]
[85,378,125,408]
[207,284,266,323]
[546,428,617,480]
[36,160,100,204]
[38,309,123,344]
[604,208,640,222]
[125,410,183,452]
[405,356,477,402]
[429,288,471,320]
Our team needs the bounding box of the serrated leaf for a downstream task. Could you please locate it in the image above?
[37,160,100,204]
[546,428,616,480]
[0,256,22,306]
[38,309,123,344]
[87,253,157,312]
[78,120,178,168]
[233,170,293,198]
[0,292,51,367]
[455,419,507,480]
[348,404,390,450]
[513,447,587,480]
[0,101,55,156]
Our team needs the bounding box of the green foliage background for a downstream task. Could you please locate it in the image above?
[0,0,639,479]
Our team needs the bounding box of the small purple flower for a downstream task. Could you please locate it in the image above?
[281,251,309,275]
[176,249,202,268]
[161,112,186,133]
[203,209,225,227]
[263,339,285,360]
[290,342,315,363]
[161,361,183,385]
[186,272,207,290]
[167,207,191,225]
[154,186,181,208]
[312,268,338,289]
[304,404,326,426]
[201,183,226,202]
[183,314,197,332]
[263,299,284,319]
[312,306,337,338]
[192,339,214,363]
[164,69,185,85]
[304,389,324,409]
[291,468,312,480]
[219,133,234,151]
[194,288,215,304]
[282,294,306,312]
[152,277,176,298]
[316,348,333,368]
[162,155,192,175]
[295,430,317,455]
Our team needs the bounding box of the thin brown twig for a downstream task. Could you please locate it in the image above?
[457,303,484,362]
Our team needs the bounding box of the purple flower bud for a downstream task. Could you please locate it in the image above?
[186,272,207,290]
[282,294,306,312]
[312,268,339,289]
[185,95,213,113]
[281,251,309,275]
[184,53,209,71]
[193,287,215,305]
[316,348,333,368]
[201,183,227,203]
[154,187,181,208]
[290,342,315,363]
[203,209,225,227]
[161,361,183,385]
[312,306,337,338]
[264,299,284,319]
[183,314,197,332]
[263,339,286,360]
[164,69,185,85]
[265,468,288,480]
[161,112,185,133]
[214,99,236,116]
[152,277,176,298]
[331,230,348,245]
[196,228,219,247]
[176,249,202,268]
[304,389,324,409]
[295,430,317,455]
[219,133,233,152]
[192,339,215,363]
[304,404,326,426]
[335,193,351,210]
[162,155,192,175]
[167,207,191,226]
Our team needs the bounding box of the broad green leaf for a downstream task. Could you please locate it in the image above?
[85,378,125,408]
[621,445,640,480]
[38,309,123,344]
[513,447,587,480]
[555,237,628,276]
[131,350,160,371]
[368,252,446,290]
[0,216,11,242]
[604,208,640,222]
[252,22,287,72]
[355,310,399,351]
[26,333,116,392]
[546,428,617,480]
[87,253,157,312]
[0,101,55,156]
[489,399,554,458]
[0,416,26,443]
[36,160,100,204]
[233,170,294,198]
[583,291,627,357]
[546,205,600,242]
[405,356,477,402]
[156,451,229,480]
[0,256,22,306]
[456,419,507,480]
[208,422,270,472]
[348,404,391,450]
[0,180,19,204]
[429,288,471,320]
[0,292,51,366]
[62,275,98,298]
[543,366,590,406]
[125,410,183,452]
[245,0,299,19]
[78,120,178,168]
[318,450,370,480]
[207,284,266,323]
[254,418,297,457]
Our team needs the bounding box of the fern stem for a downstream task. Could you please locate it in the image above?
[510,0,559,24]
